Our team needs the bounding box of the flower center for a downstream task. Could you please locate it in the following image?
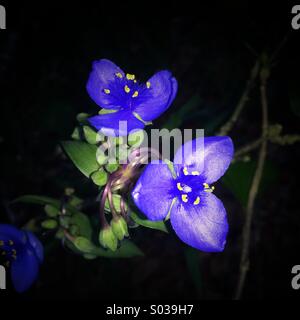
[0,239,18,268]
[102,72,151,109]
[175,167,215,206]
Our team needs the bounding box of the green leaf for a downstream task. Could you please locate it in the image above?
[130,211,168,233]
[73,237,143,258]
[222,160,279,207]
[61,141,99,178]
[70,212,93,239]
[184,247,202,297]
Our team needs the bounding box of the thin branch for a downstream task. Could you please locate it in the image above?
[218,59,260,136]
[234,138,263,158]
[234,64,269,300]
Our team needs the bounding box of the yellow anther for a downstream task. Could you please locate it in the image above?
[0,240,3,246]
[191,171,200,176]
[126,73,135,80]
[193,196,200,205]
[134,79,137,83]
[12,249,17,255]
[124,85,131,93]
[203,183,215,193]
[132,91,139,98]
[9,240,14,246]
[103,89,110,94]
[115,72,123,78]
[146,81,151,89]
[183,167,189,175]
[177,182,183,191]
[181,194,188,203]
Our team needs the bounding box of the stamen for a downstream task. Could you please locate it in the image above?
[191,171,200,176]
[132,91,139,98]
[203,183,215,193]
[183,167,189,175]
[8,240,14,246]
[146,81,151,89]
[193,196,200,205]
[126,74,135,80]
[0,240,3,246]
[115,72,123,78]
[177,182,183,191]
[103,89,110,94]
[181,194,188,203]
[124,85,131,93]
[12,249,17,255]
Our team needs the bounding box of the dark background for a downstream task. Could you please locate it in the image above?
[0,1,299,300]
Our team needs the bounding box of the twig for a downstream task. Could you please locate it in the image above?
[218,59,260,136]
[234,138,263,158]
[234,63,269,300]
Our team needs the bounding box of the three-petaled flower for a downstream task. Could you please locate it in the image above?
[86,59,178,136]
[132,136,234,252]
[0,224,43,292]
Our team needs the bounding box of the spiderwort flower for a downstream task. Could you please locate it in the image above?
[86,59,178,136]
[132,136,234,252]
[0,224,43,292]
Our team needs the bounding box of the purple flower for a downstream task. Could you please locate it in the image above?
[86,59,178,136]
[131,136,234,252]
[0,224,43,292]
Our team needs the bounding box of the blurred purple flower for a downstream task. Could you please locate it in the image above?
[0,224,43,292]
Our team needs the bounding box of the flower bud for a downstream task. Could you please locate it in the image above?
[91,169,108,186]
[108,136,124,146]
[71,127,81,140]
[128,130,145,147]
[116,144,129,162]
[105,162,119,173]
[96,150,108,165]
[99,226,118,251]
[41,219,58,230]
[44,204,60,217]
[111,216,129,241]
[76,113,90,123]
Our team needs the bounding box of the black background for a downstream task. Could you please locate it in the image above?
[0,1,299,300]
